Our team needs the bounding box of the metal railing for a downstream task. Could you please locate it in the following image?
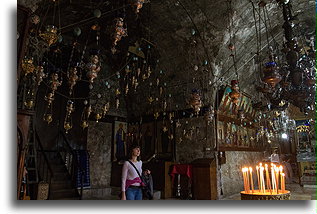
[35,129,54,199]
[58,131,85,199]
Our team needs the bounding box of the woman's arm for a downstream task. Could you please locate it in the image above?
[121,161,128,200]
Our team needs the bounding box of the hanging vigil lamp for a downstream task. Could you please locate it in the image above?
[229,80,240,105]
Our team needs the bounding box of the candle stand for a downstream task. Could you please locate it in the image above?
[240,190,290,200]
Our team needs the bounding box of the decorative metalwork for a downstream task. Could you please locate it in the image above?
[188,89,202,114]
[229,80,240,105]
[68,67,79,95]
[21,57,35,75]
[64,100,75,133]
[39,25,59,46]
[111,18,127,54]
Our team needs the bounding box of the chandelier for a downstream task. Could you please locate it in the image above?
[257,1,315,115]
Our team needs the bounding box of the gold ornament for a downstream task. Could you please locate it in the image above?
[39,25,58,46]
[116,98,120,109]
[95,113,102,122]
[148,96,154,104]
[154,112,159,119]
[44,92,55,106]
[188,90,202,114]
[111,18,127,53]
[43,113,53,124]
[68,67,79,95]
[22,57,35,75]
[64,101,74,133]
[35,66,46,85]
[102,102,110,116]
[81,120,88,129]
[50,73,62,92]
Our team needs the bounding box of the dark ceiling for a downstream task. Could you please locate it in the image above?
[18,0,316,119]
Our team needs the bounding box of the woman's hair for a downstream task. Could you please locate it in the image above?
[128,144,141,161]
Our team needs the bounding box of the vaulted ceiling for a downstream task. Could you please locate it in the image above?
[18,0,316,119]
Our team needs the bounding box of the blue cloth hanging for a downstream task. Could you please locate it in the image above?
[74,150,90,188]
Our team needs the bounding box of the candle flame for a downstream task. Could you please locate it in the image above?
[249,167,252,172]
[281,173,285,176]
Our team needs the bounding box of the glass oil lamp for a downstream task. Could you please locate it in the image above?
[22,57,35,75]
[39,25,59,46]
[188,89,202,114]
[35,66,46,85]
[64,101,74,133]
[102,102,110,117]
[229,80,240,105]
[68,67,79,95]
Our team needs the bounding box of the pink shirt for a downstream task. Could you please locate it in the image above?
[121,160,143,191]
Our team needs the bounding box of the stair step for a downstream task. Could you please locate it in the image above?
[51,167,68,173]
[52,173,71,181]
[27,167,37,170]
[50,182,74,190]
[50,189,79,199]
[53,197,81,200]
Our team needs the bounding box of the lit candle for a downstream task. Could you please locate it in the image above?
[249,167,254,193]
[281,173,285,192]
[275,166,279,194]
[245,167,250,193]
[271,165,276,193]
[256,166,260,191]
[242,168,247,192]
[260,166,266,193]
[265,164,272,194]
[279,166,283,192]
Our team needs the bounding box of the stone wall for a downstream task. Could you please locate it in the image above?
[84,121,112,199]
[219,151,263,198]
[175,117,216,163]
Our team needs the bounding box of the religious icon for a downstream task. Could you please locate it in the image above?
[156,120,174,160]
[217,121,225,145]
[113,121,127,161]
[126,124,140,151]
[141,123,155,160]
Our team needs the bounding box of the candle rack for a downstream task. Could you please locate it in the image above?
[240,190,290,200]
[240,163,290,200]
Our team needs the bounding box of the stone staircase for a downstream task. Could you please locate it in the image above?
[48,153,80,200]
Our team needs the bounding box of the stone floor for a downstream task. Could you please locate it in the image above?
[221,182,316,200]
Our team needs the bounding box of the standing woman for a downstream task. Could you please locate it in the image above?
[121,144,150,200]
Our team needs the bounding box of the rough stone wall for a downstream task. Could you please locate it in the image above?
[175,117,215,163]
[84,121,112,199]
[219,151,263,198]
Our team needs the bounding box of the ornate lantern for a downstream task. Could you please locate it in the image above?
[102,102,110,117]
[130,0,145,13]
[35,66,46,86]
[39,25,59,46]
[64,100,75,133]
[22,57,35,75]
[229,80,240,105]
[50,73,62,93]
[111,18,127,53]
[86,55,101,86]
[204,105,215,124]
[188,89,202,114]
[262,55,282,88]
[81,103,92,129]
[68,67,79,95]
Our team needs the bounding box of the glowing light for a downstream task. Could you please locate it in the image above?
[281,133,288,139]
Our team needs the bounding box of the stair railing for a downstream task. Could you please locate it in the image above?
[34,129,54,199]
[58,131,84,199]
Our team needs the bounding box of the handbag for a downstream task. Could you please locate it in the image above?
[127,160,153,200]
